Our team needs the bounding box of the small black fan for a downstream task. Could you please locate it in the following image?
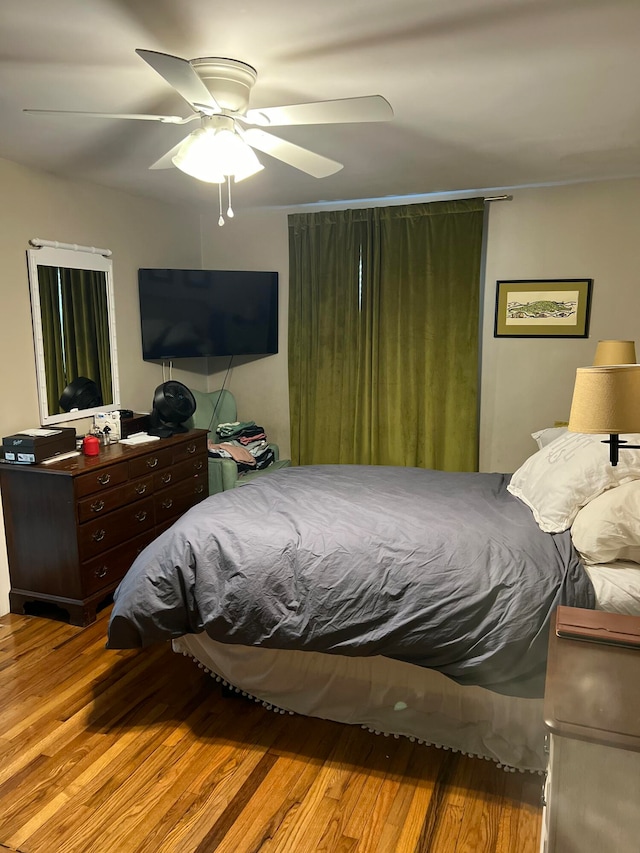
[59,376,103,412]
[148,381,196,438]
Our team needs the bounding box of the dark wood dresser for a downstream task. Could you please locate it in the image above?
[0,429,208,626]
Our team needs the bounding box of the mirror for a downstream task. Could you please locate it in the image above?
[27,244,120,425]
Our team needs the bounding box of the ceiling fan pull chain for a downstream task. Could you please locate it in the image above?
[218,183,225,226]
[227,176,235,219]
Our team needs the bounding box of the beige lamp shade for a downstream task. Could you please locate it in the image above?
[593,340,636,366]
[568,365,640,434]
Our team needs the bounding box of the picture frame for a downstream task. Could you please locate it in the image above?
[494,279,593,338]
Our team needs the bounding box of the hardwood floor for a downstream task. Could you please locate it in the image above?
[0,609,542,852]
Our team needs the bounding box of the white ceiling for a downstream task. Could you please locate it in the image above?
[2,0,639,212]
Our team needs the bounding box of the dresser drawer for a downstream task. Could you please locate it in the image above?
[153,454,207,490]
[128,446,173,478]
[154,473,208,525]
[81,530,157,596]
[79,496,155,560]
[172,435,207,462]
[75,461,129,498]
[77,475,154,522]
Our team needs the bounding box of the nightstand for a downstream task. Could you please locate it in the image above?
[541,607,640,853]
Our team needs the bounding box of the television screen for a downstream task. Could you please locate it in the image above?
[138,268,278,359]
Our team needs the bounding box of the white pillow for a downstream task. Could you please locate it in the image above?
[531,426,568,449]
[571,480,640,564]
[507,431,640,533]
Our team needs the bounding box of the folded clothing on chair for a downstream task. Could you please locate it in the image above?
[216,421,261,439]
[208,441,256,466]
[208,421,275,473]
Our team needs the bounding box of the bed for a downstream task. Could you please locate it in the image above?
[106,430,640,773]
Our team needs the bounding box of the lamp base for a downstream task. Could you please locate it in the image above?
[602,435,640,466]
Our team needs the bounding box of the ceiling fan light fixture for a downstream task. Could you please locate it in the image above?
[171,124,263,184]
[172,128,224,183]
[210,127,264,181]
[231,149,264,183]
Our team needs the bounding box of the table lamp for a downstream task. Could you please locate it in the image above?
[568,365,640,465]
[592,340,636,366]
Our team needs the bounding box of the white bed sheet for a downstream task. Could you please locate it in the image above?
[173,560,640,775]
[584,560,640,615]
[173,634,546,773]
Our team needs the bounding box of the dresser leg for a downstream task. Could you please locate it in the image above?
[68,602,98,627]
[9,590,101,627]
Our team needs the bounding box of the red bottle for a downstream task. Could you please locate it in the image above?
[82,434,100,456]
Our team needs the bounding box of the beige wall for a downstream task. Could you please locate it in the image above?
[203,178,640,476]
[0,157,204,613]
[481,179,640,472]
[199,209,292,458]
[2,163,639,615]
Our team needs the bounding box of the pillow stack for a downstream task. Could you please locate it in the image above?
[531,426,568,449]
[507,430,640,533]
[571,481,640,564]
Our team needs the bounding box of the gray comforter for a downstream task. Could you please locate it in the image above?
[107,465,595,697]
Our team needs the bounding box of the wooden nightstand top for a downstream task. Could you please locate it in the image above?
[544,607,640,751]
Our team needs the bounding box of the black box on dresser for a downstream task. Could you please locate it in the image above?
[2,427,76,464]
[120,413,151,438]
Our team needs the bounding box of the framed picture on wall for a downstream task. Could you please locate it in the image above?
[494,279,593,338]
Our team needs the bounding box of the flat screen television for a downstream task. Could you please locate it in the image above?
[138,268,278,359]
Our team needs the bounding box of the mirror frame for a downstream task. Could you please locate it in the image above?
[27,245,121,425]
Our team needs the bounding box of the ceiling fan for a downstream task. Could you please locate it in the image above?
[24,49,393,196]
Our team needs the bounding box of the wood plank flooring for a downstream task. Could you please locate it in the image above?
[0,609,542,852]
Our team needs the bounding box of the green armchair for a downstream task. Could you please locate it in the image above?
[186,388,291,495]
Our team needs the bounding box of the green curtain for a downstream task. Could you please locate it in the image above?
[38,266,112,413]
[38,265,67,416]
[288,199,485,471]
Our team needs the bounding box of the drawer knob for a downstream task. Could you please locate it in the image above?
[146,457,159,469]
[135,510,148,522]
[95,566,108,579]
[90,499,105,513]
[161,473,172,484]
[161,498,174,510]
[92,529,106,542]
[195,485,205,494]
[135,483,148,495]
[187,443,197,454]
[194,460,203,471]
[97,473,111,485]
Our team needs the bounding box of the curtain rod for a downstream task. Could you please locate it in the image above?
[29,238,112,257]
[484,195,513,202]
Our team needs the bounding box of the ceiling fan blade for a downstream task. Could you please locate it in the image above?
[243,95,393,127]
[23,109,197,125]
[241,128,342,178]
[136,49,221,112]
[149,137,190,170]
